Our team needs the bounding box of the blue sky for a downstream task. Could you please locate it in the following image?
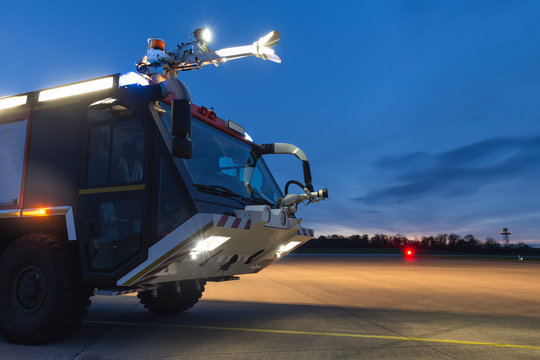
[2,1,540,244]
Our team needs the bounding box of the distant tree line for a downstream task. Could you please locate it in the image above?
[301,233,540,255]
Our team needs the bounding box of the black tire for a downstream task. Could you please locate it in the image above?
[137,279,206,314]
[0,234,94,344]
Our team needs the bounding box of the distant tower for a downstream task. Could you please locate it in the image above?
[500,228,512,246]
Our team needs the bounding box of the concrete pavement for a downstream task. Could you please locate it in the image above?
[1,255,539,359]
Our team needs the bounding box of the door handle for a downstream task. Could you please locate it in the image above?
[85,219,98,237]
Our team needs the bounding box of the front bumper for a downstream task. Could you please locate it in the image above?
[117,212,314,287]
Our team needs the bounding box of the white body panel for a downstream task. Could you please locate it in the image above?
[0,119,27,206]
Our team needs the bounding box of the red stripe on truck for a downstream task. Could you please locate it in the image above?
[217,215,228,227]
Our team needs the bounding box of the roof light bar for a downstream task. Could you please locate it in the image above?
[38,76,114,102]
[0,95,28,110]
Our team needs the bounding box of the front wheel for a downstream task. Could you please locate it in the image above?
[137,279,206,314]
[0,234,94,344]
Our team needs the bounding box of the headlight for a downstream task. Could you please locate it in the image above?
[271,209,287,226]
[276,241,301,258]
[263,206,272,223]
[190,236,230,259]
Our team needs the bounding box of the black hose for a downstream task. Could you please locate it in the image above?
[285,180,306,195]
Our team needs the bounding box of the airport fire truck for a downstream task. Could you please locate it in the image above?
[0,29,327,344]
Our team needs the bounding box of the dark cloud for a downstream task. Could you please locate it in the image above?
[355,135,540,205]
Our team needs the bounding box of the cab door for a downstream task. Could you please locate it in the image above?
[77,98,151,282]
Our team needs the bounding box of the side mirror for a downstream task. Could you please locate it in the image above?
[171,99,192,158]
[172,136,192,159]
[171,99,191,137]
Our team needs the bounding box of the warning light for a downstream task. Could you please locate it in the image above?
[403,247,416,260]
[148,38,166,52]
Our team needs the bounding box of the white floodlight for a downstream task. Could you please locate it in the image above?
[194,28,212,43]
[215,36,281,63]
[257,30,280,48]
[38,76,114,102]
[190,236,231,259]
[276,241,301,258]
[215,44,281,63]
[0,95,27,110]
[215,45,252,58]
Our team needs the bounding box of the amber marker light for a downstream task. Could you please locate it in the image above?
[22,208,50,216]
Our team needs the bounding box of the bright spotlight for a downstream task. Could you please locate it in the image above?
[194,28,212,43]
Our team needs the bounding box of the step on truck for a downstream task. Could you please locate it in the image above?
[0,28,327,344]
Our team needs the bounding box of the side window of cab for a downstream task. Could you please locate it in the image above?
[86,98,145,186]
[81,98,147,271]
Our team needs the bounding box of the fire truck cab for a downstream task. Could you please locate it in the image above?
[0,30,327,345]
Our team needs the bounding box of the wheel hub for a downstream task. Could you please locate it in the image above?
[13,266,47,313]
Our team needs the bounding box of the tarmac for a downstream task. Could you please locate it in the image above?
[1,255,539,359]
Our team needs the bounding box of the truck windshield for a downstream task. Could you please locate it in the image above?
[153,102,283,205]
[188,120,283,205]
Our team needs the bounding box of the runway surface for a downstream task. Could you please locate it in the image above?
[1,255,539,359]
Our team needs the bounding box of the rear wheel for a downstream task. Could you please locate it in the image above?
[0,234,94,344]
[137,279,206,314]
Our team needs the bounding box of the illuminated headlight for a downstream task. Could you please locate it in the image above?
[276,241,301,258]
[190,236,230,259]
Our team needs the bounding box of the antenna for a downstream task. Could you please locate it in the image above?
[500,227,511,246]
[136,29,281,83]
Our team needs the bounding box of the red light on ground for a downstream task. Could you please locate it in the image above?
[403,248,415,259]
